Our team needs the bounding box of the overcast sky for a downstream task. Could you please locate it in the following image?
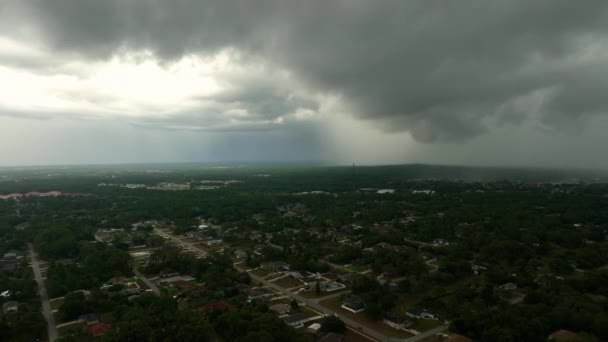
[2,1,608,168]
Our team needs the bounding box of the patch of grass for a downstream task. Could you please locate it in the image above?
[57,321,86,336]
[272,277,303,289]
[250,268,271,277]
[412,319,442,332]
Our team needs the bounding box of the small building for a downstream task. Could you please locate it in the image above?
[282,313,310,328]
[307,323,321,334]
[497,282,518,291]
[383,310,413,330]
[405,307,438,320]
[319,280,346,292]
[262,261,290,272]
[287,271,303,279]
[73,289,92,300]
[206,239,223,246]
[2,252,17,262]
[269,303,291,315]
[377,189,395,194]
[246,287,272,300]
[341,295,365,313]
[159,270,179,278]
[2,301,18,313]
[234,249,248,259]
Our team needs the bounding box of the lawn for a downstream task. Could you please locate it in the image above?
[250,268,271,277]
[272,277,303,289]
[300,305,323,318]
[344,329,377,342]
[57,321,86,336]
[412,319,442,332]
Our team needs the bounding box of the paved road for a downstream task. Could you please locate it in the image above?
[154,228,208,256]
[404,324,449,342]
[235,263,396,342]
[28,243,58,342]
[133,268,160,294]
[158,231,449,342]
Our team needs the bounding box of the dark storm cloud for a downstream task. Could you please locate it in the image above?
[4,1,608,142]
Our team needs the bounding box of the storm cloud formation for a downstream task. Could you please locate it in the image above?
[2,1,608,166]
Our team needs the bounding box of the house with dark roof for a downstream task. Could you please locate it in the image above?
[282,313,310,328]
[383,310,413,330]
[405,307,438,320]
[2,301,18,313]
[269,303,290,315]
[234,249,248,259]
[341,295,365,313]
[262,261,290,272]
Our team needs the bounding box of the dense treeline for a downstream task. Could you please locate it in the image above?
[47,243,131,297]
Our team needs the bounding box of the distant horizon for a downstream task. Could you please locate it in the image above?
[2,160,608,174]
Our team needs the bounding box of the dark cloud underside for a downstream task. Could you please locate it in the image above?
[3,1,608,143]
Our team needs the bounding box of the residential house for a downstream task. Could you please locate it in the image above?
[307,323,321,335]
[262,261,290,272]
[206,239,223,246]
[159,270,179,278]
[341,295,365,313]
[497,282,518,291]
[383,310,413,330]
[2,301,18,313]
[282,313,310,328]
[287,271,303,279]
[1,252,17,272]
[246,287,273,300]
[319,280,346,292]
[405,307,438,320]
[234,249,248,259]
[73,289,92,300]
[269,303,290,315]
[2,252,16,263]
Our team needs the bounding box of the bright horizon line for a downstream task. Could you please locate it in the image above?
[1,160,607,173]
